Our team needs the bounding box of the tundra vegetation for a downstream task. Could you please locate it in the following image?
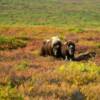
[0,0,100,99]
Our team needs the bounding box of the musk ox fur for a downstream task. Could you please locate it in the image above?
[61,41,76,61]
[40,36,62,58]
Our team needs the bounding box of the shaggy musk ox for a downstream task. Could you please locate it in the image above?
[40,36,62,58]
[61,41,76,61]
[75,52,96,61]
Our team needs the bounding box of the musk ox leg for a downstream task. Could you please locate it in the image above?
[52,48,57,57]
[65,55,75,61]
[65,56,68,61]
[69,58,73,61]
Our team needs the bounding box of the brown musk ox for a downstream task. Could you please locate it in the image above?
[40,36,62,58]
[61,41,76,61]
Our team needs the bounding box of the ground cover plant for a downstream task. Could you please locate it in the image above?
[0,0,100,29]
[0,0,100,99]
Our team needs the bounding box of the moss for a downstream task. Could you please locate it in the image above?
[0,87,23,100]
[0,35,28,50]
[15,60,29,71]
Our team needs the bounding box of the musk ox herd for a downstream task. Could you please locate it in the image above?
[40,36,76,61]
[40,36,96,61]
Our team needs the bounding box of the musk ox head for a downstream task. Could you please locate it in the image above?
[52,41,62,57]
[67,41,75,56]
[51,36,62,57]
[63,41,76,61]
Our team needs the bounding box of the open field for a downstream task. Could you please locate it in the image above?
[0,27,100,99]
[0,0,100,99]
[0,0,100,29]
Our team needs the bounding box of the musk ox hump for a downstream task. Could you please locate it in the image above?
[51,36,61,47]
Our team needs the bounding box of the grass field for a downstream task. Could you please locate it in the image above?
[0,0,100,99]
[0,0,100,29]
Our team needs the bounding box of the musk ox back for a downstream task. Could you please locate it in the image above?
[61,41,76,61]
[40,36,62,58]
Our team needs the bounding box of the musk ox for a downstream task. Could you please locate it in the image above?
[61,41,76,61]
[40,36,62,58]
[75,52,96,61]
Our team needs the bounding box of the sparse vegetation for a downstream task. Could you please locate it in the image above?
[0,0,100,30]
[0,0,100,99]
[0,35,28,50]
[0,61,100,99]
[15,60,29,71]
[0,87,23,100]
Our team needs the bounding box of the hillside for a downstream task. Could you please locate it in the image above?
[0,0,100,99]
[0,0,100,29]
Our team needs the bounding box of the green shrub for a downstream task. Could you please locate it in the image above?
[15,60,29,71]
[0,35,28,50]
[0,87,23,100]
[57,62,100,86]
[58,62,100,73]
[68,27,84,33]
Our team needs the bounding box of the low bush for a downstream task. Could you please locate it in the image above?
[0,35,28,50]
[0,87,23,100]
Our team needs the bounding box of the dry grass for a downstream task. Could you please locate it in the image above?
[0,26,99,99]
